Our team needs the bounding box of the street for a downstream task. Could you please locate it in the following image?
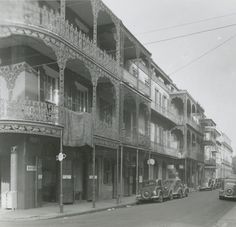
[1,190,235,227]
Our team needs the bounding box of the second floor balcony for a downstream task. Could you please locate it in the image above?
[0,98,59,126]
[205,158,216,166]
[151,141,182,158]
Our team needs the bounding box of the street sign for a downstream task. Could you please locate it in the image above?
[147,158,155,165]
[56,153,66,162]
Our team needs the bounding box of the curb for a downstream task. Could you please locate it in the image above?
[50,202,136,220]
[0,202,136,222]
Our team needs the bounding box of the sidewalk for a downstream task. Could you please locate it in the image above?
[0,196,136,221]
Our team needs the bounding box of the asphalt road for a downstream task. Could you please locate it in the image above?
[1,190,236,227]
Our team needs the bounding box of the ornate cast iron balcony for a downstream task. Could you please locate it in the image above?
[0,99,60,125]
[151,101,184,125]
[95,119,119,141]
[123,69,150,97]
[151,141,182,158]
[0,0,118,77]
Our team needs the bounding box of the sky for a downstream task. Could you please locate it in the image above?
[102,0,236,154]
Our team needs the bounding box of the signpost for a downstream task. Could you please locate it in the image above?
[57,130,66,213]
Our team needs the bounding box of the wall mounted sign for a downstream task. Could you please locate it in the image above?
[89,175,97,179]
[62,175,72,179]
[26,165,36,171]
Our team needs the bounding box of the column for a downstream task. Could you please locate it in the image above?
[115,20,121,65]
[92,81,97,208]
[91,0,99,45]
[120,145,123,201]
[135,47,140,90]
[136,149,139,195]
[10,146,18,209]
[60,0,66,20]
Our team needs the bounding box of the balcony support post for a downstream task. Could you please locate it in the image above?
[91,0,99,45]
[135,99,139,144]
[135,47,140,90]
[120,145,123,201]
[136,149,139,195]
[91,77,97,208]
[60,0,66,20]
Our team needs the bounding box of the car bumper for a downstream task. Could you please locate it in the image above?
[136,195,160,201]
[219,191,236,198]
[199,187,211,191]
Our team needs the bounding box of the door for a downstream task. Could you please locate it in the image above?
[62,159,73,204]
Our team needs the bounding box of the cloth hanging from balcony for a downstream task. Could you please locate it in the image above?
[63,109,92,147]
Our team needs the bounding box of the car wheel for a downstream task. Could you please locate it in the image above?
[159,194,163,203]
[169,192,173,200]
[219,196,224,200]
[185,192,188,197]
[179,191,183,199]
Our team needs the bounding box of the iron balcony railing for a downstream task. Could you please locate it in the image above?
[151,141,182,158]
[0,0,118,77]
[122,129,150,148]
[187,117,202,132]
[123,69,150,97]
[151,102,184,125]
[204,158,216,166]
[0,98,60,125]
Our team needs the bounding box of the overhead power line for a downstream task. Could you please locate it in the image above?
[144,23,236,45]
[137,12,236,35]
[169,33,236,75]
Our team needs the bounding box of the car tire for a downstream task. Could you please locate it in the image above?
[219,196,224,200]
[169,192,173,200]
[159,194,163,203]
[179,191,183,199]
[185,192,188,197]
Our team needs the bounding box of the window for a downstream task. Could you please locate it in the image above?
[40,65,59,104]
[65,81,89,112]
[103,159,113,185]
[155,89,159,106]
[99,98,113,125]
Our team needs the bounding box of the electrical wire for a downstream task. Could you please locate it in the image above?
[144,23,236,45]
[169,33,236,75]
[137,12,236,35]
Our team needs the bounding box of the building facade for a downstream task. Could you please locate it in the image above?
[216,133,233,179]
[0,0,232,210]
[201,119,220,182]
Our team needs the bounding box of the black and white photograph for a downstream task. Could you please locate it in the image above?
[0,0,236,226]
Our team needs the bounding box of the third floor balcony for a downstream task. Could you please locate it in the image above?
[151,101,184,125]
[123,68,150,97]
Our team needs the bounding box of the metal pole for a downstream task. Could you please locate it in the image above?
[184,158,187,185]
[136,149,139,195]
[120,145,123,202]
[92,145,96,208]
[35,156,38,208]
[148,152,151,180]
[116,147,119,204]
[59,130,63,213]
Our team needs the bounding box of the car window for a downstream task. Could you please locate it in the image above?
[163,180,174,187]
[143,180,155,187]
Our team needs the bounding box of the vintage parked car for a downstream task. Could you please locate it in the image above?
[215,178,223,189]
[199,178,214,191]
[136,179,174,203]
[163,178,189,198]
[219,178,236,200]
